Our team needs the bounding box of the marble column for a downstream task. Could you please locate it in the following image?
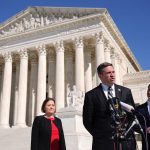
[36,44,47,115]
[13,57,20,125]
[84,48,92,92]
[91,57,97,88]
[55,41,65,111]
[0,61,3,111]
[0,53,12,128]
[95,32,105,67]
[111,51,120,85]
[28,54,38,125]
[48,50,56,98]
[15,49,28,127]
[95,32,105,84]
[104,40,111,63]
[116,54,121,85]
[65,48,74,106]
[75,37,85,96]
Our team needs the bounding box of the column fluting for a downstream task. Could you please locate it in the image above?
[36,45,47,115]
[0,53,12,128]
[55,41,65,111]
[15,49,28,127]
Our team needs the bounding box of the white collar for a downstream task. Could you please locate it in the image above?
[101,83,115,91]
[101,84,116,98]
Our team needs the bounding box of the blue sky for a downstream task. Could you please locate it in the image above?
[0,0,150,70]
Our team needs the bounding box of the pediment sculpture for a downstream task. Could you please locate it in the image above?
[0,13,78,37]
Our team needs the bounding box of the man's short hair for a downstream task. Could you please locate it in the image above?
[97,62,113,74]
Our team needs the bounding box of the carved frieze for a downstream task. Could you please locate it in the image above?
[0,7,103,40]
[0,10,80,38]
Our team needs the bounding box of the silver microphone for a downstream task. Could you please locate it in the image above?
[120,101,134,112]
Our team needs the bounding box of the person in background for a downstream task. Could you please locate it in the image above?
[31,97,66,150]
[83,62,136,150]
[136,84,150,150]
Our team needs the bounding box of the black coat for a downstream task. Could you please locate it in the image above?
[83,84,136,150]
[136,102,150,150]
[31,115,66,150]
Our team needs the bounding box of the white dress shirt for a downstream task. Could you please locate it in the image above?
[101,84,116,99]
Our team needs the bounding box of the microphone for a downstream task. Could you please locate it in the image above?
[120,101,134,112]
[120,101,144,134]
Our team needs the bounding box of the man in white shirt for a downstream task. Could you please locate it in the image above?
[83,62,136,150]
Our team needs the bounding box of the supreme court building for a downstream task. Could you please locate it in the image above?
[0,7,149,150]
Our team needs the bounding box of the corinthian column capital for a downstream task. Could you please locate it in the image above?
[55,41,64,53]
[36,44,47,56]
[18,49,28,59]
[3,52,12,62]
[104,40,110,52]
[75,37,83,48]
[95,31,104,44]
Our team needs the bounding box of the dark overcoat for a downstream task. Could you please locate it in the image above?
[31,115,66,150]
[136,102,150,150]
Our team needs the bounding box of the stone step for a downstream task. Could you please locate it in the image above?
[0,127,31,150]
[0,127,142,150]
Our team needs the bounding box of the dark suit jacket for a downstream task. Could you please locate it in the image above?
[83,84,136,150]
[136,102,150,150]
[31,115,66,150]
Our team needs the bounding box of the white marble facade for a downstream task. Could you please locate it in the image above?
[123,71,150,105]
[0,6,144,129]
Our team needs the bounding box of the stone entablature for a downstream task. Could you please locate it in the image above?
[123,70,150,105]
[123,70,150,84]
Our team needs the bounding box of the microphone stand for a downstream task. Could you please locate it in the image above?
[108,97,129,150]
[109,98,145,150]
[124,110,144,137]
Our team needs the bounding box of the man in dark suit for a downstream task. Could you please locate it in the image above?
[136,84,150,150]
[83,62,136,150]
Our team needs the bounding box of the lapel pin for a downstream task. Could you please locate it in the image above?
[118,88,121,92]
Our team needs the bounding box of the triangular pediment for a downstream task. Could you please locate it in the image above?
[0,6,106,37]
